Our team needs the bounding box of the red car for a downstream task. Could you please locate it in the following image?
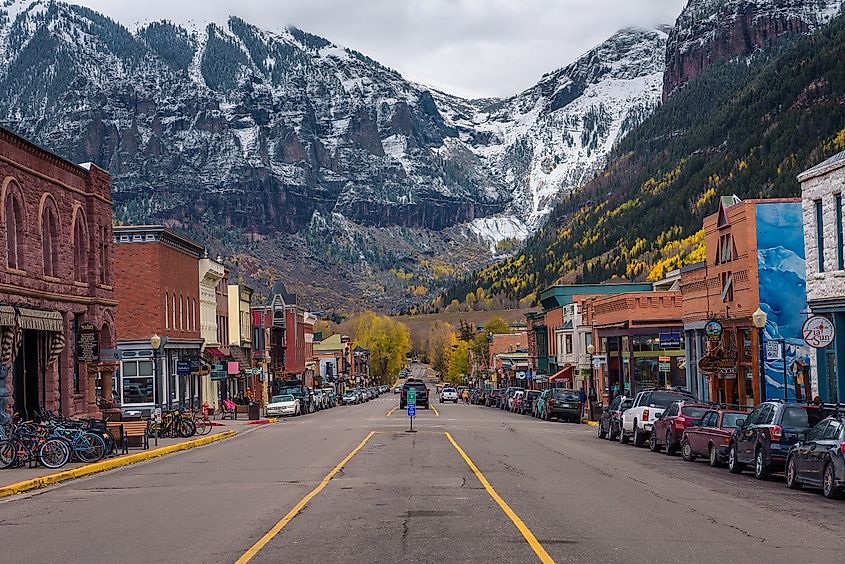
[681,409,747,466]
[649,400,709,455]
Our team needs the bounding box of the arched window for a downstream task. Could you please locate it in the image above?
[41,202,59,277]
[4,190,24,270]
[72,211,88,283]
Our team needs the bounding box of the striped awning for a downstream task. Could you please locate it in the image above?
[0,305,15,327]
[17,308,63,332]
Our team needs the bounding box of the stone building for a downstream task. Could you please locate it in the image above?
[198,254,226,408]
[0,127,116,422]
[799,150,845,402]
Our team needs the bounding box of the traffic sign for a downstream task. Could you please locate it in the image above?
[251,367,261,376]
[407,388,417,404]
[408,404,416,417]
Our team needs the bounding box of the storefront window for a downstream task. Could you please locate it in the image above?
[121,360,154,404]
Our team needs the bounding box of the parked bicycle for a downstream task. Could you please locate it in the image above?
[0,423,70,469]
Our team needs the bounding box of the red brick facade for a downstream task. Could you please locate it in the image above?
[0,127,116,420]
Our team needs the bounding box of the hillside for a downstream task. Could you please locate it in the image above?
[442,13,845,306]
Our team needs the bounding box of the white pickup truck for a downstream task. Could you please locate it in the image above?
[620,389,697,447]
[440,387,458,403]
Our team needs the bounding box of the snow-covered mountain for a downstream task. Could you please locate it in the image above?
[0,0,669,309]
[664,0,843,97]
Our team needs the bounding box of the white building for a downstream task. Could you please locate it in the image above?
[798,150,845,402]
[198,255,225,406]
[554,302,593,388]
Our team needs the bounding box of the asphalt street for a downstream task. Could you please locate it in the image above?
[1,364,843,564]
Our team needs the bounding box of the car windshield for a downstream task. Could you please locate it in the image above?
[621,400,633,410]
[271,395,294,403]
[553,390,579,401]
[721,413,745,428]
[649,392,694,408]
[781,406,826,428]
[681,406,708,418]
[278,387,302,397]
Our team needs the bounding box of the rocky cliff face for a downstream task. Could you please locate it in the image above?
[664,0,843,98]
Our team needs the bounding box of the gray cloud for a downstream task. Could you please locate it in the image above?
[73,0,687,98]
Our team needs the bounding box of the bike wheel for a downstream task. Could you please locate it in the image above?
[75,432,106,463]
[196,417,213,436]
[39,439,70,469]
[177,417,196,438]
[0,439,18,469]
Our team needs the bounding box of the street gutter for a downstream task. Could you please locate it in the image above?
[0,430,237,499]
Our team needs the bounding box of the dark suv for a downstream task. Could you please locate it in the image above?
[400,379,430,409]
[728,401,828,480]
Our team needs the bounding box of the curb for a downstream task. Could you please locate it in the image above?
[0,430,237,499]
[243,418,279,425]
[584,421,598,427]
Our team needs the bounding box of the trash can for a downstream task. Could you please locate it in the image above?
[248,402,261,420]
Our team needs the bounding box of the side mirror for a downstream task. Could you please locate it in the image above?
[735,418,745,428]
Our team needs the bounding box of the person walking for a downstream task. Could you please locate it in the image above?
[578,387,587,421]
[462,389,470,404]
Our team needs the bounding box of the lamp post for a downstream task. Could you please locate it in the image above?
[586,343,596,420]
[752,308,767,403]
[150,334,162,407]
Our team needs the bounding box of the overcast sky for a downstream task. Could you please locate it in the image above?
[73,0,688,98]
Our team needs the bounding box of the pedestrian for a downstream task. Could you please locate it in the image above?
[462,389,470,404]
[245,387,254,403]
[579,387,587,420]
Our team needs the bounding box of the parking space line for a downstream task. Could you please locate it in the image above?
[236,431,376,563]
[444,432,554,564]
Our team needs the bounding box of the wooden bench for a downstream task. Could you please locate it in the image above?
[108,420,149,454]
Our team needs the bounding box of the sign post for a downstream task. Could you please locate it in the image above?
[406,388,417,433]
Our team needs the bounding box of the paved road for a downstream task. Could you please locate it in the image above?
[1,366,842,563]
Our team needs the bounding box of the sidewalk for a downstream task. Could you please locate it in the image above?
[0,420,247,497]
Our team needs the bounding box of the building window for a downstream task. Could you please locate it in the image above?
[121,360,154,404]
[41,204,59,277]
[4,192,24,270]
[816,199,825,273]
[164,292,169,330]
[716,234,734,265]
[565,334,573,355]
[72,215,88,282]
[99,225,110,284]
[172,293,177,330]
[720,271,734,303]
[836,194,844,271]
[179,294,184,331]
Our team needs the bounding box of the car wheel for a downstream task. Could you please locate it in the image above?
[598,423,607,440]
[708,444,721,467]
[728,443,744,474]
[823,463,842,499]
[633,424,646,448]
[754,447,771,480]
[665,431,676,456]
[619,426,629,444]
[785,456,802,490]
[681,439,696,462]
[648,431,660,452]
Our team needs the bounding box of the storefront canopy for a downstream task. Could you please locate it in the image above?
[206,347,225,358]
[548,366,573,383]
[17,308,63,332]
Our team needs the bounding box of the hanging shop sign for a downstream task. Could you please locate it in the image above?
[697,355,737,372]
[802,316,835,349]
[76,321,99,363]
[704,320,724,342]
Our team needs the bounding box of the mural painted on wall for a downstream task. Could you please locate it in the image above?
[756,202,812,401]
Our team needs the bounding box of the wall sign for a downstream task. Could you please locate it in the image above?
[76,322,99,363]
[705,320,723,342]
[659,333,681,349]
[765,341,783,361]
[802,316,835,348]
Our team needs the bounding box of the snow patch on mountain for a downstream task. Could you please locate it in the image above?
[466,216,530,254]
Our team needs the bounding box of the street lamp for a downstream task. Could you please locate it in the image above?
[586,343,596,420]
[752,308,767,403]
[150,334,162,407]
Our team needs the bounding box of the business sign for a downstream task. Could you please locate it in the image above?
[176,360,192,376]
[76,321,99,363]
[765,341,783,361]
[718,367,738,379]
[705,320,723,342]
[99,348,122,361]
[658,356,671,373]
[697,355,737,372]
[659,333,681,349]
[211,369,227,380]
[802,316,835,348]
[407,404,416,417]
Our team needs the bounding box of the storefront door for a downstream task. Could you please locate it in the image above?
[827,350,838,404]
[12,330,40,421]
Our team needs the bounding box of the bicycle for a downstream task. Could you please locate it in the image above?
[0,424,70,469]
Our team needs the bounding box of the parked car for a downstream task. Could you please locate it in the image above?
[785,414,845,498]
[728,401,829,480]
[486,389,502,407]
[266,394,300,417]
[681,409,747,466]
[597,396,630,440]
[649,401,710,455]
[621,389,697,447]
[500,387,520,409]
[341,391,359,405]
[440,387,459,403]
[509,390,525,412]
[393,386,401,394]
[538,388,582,422]
[400,379,430,409]
[520,390,541,415]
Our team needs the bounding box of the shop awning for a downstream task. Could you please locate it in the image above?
[548,365,573,383]
[18,308,63,332]
[206,347,224,358]
[0,305,15,327]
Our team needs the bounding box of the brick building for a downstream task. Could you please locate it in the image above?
[799,151,845,402]
[113,225,204,413]
[0,127,116,421]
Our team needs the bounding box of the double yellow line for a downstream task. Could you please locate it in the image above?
[386,404,439,417]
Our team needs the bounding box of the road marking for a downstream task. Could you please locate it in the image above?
[386,405,400,417]
[430,405,440,416]
[444,432,554,564]
[236,431,376,563]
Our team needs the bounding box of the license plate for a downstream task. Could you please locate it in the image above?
[561,403,571,408]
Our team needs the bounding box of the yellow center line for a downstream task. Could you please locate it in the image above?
[444,432,554,564]
[386,405,400,417]
[236,431,376,563]
[430,405,439,416]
